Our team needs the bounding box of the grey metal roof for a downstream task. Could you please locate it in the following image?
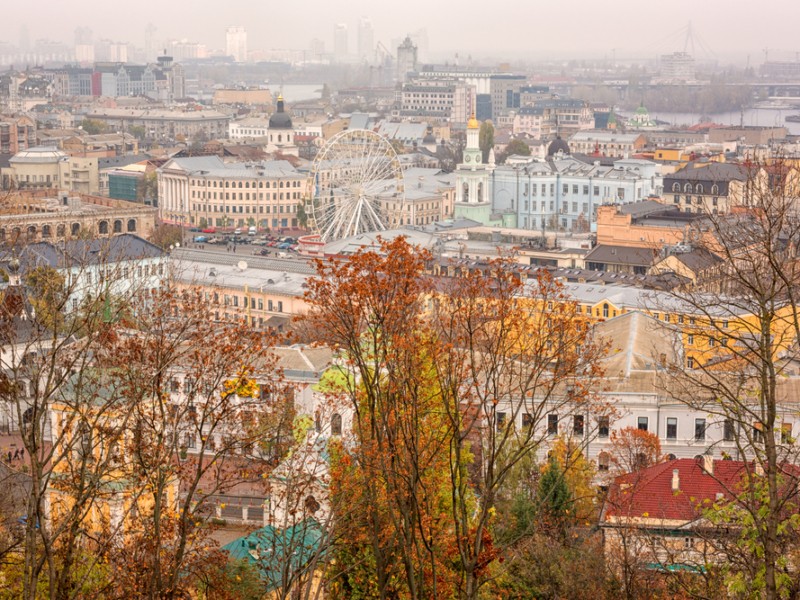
[585,244,657,267]
[172,256,311,297]
[0,234,163,272]
[161,156,300,179]
[9,146,68,164]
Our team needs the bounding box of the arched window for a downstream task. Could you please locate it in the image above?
[56,224,66,238]
[331,413,342,436]
[42,224,51,238]
[98,221,109,234]
[711,184,719,195]
[602,303,609,318]
[26,226,36,241]
[672,182,680,192]
[113,220,122,233]
[462,182,469,202]
[684,183,692,193]
[695,184,704,194]
[71,222,80,236]
[127,219,136,232]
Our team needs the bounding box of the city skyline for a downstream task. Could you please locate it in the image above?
[1,0,800,64]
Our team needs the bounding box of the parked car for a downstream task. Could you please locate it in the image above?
[193,235,208,243]
[248,226,257,235]
[234,228,242,235]
[202,228,216,234]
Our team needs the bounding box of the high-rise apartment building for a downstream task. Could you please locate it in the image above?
[226,26,248,62]
[358,17,374,61]
[396,36,418,83]
[334,23,348,62]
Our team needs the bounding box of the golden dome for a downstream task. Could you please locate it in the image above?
[467,114,480,129]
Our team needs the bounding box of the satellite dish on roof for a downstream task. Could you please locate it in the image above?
[237,260,248,271]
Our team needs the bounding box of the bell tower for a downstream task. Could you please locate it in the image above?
[454,114,493,223]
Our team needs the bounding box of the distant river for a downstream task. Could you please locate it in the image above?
[267,84,323,103]
[645,108,800,136]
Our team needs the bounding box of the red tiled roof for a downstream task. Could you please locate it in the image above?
[603,458,746,522]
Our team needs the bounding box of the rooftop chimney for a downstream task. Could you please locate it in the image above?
[703,454,714,475]
[671,468,680,492]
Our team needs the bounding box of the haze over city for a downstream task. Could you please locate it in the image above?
[3,0,800,62]
[4,0,800,597]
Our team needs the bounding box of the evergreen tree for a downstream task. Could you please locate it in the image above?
[536,456,571,537]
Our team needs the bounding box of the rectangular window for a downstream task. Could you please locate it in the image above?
[548,414,558,436]
[637,416,648,432]
[667,417,677,440]
[573,415,584,437]
[782,423,793,444]
[598,416,609,438]
[562,184,568,195]
[522,413,533,429]
[695,418,706,441]
[724,418,735,441]
[496,412,507,431]
[688,334,694,345]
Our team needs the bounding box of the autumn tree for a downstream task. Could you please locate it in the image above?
[430,264,606,598]
[0,253,163,600]
[654,155,800,600]
[99,287,286,599]
[608,427,663,474]
[149,223,183,250]
[79,119,108,135]
[303,237,459,599]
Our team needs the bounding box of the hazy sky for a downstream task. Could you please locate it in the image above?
[4,0,800,63]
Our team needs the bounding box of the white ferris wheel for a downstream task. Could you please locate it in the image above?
[308,129,405,242]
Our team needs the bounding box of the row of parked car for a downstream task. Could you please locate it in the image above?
[192,233,298,250]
